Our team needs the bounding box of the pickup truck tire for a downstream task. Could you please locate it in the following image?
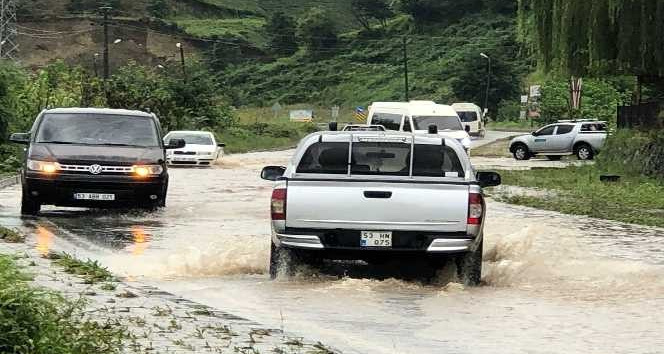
[455,240,483,286]
[21,190,41,216]
[575,143,594,161]
[512,144,531,161]
[269,242,318,279]
[546,155,562,161]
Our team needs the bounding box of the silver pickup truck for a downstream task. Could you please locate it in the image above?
[509,120,608,161]
[261,131,501,285]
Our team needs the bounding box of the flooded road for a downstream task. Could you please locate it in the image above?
[1,150,663,353]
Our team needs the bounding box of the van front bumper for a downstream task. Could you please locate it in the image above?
[23,172,167,207]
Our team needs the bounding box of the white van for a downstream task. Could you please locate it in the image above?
[367,101,472,151]
[452,103,486,137]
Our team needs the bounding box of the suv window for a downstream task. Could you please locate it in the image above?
[581,123,607,132]
[556,125,574,135]
[370,113,402,131]
[35,113,159,147]
[536,126,555,136]
[297,142,349,174]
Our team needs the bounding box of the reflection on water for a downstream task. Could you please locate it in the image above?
[130,226,150,256]
[35,225,54,256]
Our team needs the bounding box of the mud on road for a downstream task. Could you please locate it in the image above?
[1,150,663,353]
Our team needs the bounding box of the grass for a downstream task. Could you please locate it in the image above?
[472,137,513,158]
[51,253,115,284]
[492,165,664,227]
[488,120,537,132]
[219,117,318,153]
[0,255,126,353]
[0,226,26,243]
[175,18,267,46]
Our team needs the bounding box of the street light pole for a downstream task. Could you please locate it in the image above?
[480,52,492,113]
[176,42,186,80]
[402,37,410,102]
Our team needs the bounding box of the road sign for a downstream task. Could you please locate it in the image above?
[290,110,313,122]
[529,85,541,98]
[354,107,367,122]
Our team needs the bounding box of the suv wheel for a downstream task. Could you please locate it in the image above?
[512,144,531,161]
[455,240,483,286]
[21,191,41,216]
[575,144,594,161]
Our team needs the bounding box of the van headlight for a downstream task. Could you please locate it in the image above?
[27,160,60,174]
[131,165,163,177]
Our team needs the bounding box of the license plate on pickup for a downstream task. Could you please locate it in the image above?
[73,193,115,201]
[360,231,392,247]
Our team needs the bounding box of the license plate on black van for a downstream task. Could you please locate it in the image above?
[73,193,115,201]
[360,231,392,247]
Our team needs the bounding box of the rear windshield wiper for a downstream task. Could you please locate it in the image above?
[98,143,147,147]
[38,141,78,145]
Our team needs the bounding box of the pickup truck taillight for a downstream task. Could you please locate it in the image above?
[468,193,484,225]
[271,188,287,220]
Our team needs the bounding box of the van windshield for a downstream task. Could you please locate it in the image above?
[35,113,160,147]
[457,111,478,122]
[412,116,463,131]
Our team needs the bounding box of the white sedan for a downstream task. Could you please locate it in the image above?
[163,131,225,167]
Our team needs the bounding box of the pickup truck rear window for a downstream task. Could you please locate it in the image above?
[297,142,465,177]
[296,142,349,174]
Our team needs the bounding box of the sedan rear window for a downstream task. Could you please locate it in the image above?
[297,141,464,177]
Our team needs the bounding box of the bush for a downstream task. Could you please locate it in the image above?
[597,130,664,179]
[0,255,126,353]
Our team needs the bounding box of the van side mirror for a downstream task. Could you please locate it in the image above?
[477,171,502,188]
[531,132,538,137]
[10,133,30,144]
[465,125,471,133]
[261,166,286,181]
[165,138,186,149]
[428,125,438,134]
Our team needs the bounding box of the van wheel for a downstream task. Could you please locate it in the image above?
[512,144,531,161]
[546,155,562,161]
[21,191,41,216]
[455,240,483,286]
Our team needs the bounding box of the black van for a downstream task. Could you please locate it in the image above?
[10,108,185,215]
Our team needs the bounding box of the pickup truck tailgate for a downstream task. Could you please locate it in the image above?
[286,180,469,232]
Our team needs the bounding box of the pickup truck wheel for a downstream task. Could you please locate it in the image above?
[512,144,531,161]
[21,191,41,216]
[269,242,312,279]
[455,240,483,286]
[546,155,562,161]
[575,144,594,161]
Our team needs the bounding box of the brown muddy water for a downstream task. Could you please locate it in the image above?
[1,150,663,353]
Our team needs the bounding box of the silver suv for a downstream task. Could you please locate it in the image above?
[509,120,608,161]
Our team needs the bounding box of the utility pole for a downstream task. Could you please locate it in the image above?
[402,37,409,102]
[176,42,186,80]
[480,53,492,112]
[100,6,111,81]
[0,0,19,60]
[93,53,99,77]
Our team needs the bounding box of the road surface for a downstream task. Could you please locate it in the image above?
[1,149,663,353]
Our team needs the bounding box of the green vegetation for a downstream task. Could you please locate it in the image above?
[0,226,25,243]
[0,255,126,353]
[176,18,267,46]
[52,253,116,284]
[494,130,664,227]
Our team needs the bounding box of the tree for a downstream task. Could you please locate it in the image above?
[483,0,517,14]
[265,12,298,56]
[451,51,521,116]
[147,0,169,18]
[399,0,482,23]
[520,0,664,77]
[297,7,339,54]
[351,0,393,31]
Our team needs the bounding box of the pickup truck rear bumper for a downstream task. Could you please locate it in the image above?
[274,229,479,254]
